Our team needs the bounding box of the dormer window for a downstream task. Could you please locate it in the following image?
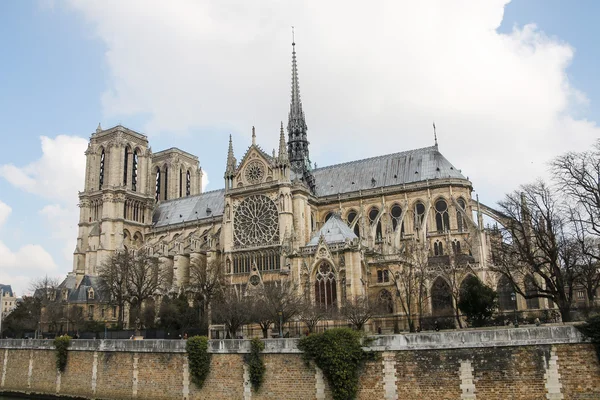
[88,288,95,300]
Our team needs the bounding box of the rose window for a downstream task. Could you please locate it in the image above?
[234,195,279,247]
[244,161,265,185]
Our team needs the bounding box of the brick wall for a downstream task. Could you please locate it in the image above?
[0,326,598,400]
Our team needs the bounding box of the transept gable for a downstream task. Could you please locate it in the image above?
[234,145,276,187]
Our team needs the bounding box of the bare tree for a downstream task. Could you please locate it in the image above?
[213,286,253,338]
[97,250,132,327]
[252,280,302,338]
[298,300,330,334]
[126,250,166,329]
[340,296,377,331]
[390,240,431,332]
[429,259,475,329]
[189,256,225,326]
[490,181,580,322]
[30,275,61,333]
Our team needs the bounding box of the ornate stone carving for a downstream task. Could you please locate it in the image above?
[233,194,279,247]
[244,160,265,185]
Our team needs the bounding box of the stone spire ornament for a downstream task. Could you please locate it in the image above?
[287,31,310,173]
[252,126,256,146]
[225,134,236,177]
[96,123,102,133]
[278,121,289,163]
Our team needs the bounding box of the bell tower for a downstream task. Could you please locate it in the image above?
[73,125,154,281]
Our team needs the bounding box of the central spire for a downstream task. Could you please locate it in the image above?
[287,33,310,173]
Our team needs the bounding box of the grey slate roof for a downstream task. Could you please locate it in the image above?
[152,189,225,228]
[309,146,466,197]
[307,214,358,246]
[57,274,108,303]
[0,284,14,297]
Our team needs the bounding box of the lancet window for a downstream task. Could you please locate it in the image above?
[315,261,337,310]
[457,198,466,232]
[414,202,425,232]
[346,210,360,237]
[163,166,168,200]
[155,167,161,202]
[434,240,444,256]
[186,170,191,196]
[391,204,405,236]
[99,149,105,190]
[123,147,129,186]
[132,150,138,191]
[435,199,450,233]
[369,207,382,242]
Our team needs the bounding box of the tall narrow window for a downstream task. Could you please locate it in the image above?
[346,210,360,237]
[179,169,183,198]
[132,150,138,192]
[315,262,337,310]
[435,199,450,233]
[163,167,168,200]
[123,147,129,186]
[99,149,105,190]
[369,207,382,242]
[391,204,405,236]
[414,202,425,232]
[186,170,191,196]
[457,198,466,232]
[155,167,161,202]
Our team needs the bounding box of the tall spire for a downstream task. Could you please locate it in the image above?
[225,134,236,178]
[287,30,310,173]
[278,121,288,163]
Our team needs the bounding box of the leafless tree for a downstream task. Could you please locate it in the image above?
[30,275,61,333]
[97,250,132,327]
[390,240,431,332]
[213,286,254,338]
[251,280,302,338]
[490,181,580,322]
[429,257,475,329]
[189,256,225,326]
[126,250,166,328]
[298,300,330,334]
[340,296,377,331]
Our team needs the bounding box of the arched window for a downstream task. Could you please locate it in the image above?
[155,167,161,202]
[451,240,461,254]
[457,198,466,232]
[99,149,105,190]
[391,204,405,236]
[315,262,337,310]
[179,169,183,198]
[377,269,390,283]
[524,275,540,309]
[497,275,514,311]
[431,277,453,316]
[434,241,444,256]
[163,166,169,200]
[435,199,450,233]
[346,210,360,237]
[186,170,191,196]
[414,202,425,232]
[132,150,138,192]
[369,207,382,242]
[324,212,334,222]
[378,289,394,314]
[123,147,129,186]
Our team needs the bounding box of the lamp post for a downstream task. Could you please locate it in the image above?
[510,292,518,327]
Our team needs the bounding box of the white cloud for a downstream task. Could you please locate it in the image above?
[202,170,209,192]
[0,135,87,205]
[39,204,79,262]
[0,200,11,229]
[64,0,600,205]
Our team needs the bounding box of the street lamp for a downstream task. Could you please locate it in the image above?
[510,292,518,327]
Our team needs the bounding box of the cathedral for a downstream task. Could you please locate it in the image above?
[60,41,524,331]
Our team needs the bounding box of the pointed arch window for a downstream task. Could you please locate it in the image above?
[99,149,105,190]
[435,199,450,233]
[346,210,360,238]
[434,240,444,256]
[451,240,461,254]
[163,166,168,200]
[179,169,183,198]
[155,167,161,202]
[391,204,405,236]
[186,170,191,196]
[123,147,129,186]
[378,289,394,314]
[414,202,425,232]
[431,277,453,316]
[457,198,466,232]
[369,207,382,242]
[315,262,336,310]
[132,150,138,192]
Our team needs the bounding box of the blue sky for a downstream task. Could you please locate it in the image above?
[0,0,598,296]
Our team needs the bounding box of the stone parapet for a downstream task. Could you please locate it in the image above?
[0,325,588,354]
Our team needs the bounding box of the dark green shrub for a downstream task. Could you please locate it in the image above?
[186,336,211,387]
[53,335,71,372]
[576,315,600,360]
[458,276,497,327]
[298,328,367,400]
[244,337,266,392]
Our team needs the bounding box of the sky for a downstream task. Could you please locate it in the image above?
[0,0,599,297]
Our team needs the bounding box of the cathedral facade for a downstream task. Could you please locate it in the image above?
[64,42,519,330]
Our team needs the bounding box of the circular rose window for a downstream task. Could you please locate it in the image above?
[234,195,279,247]
[244,160,265,185]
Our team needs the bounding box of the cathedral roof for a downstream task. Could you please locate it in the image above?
[152,189,225,228]
[308,146,467,197]
[307,213,358,246]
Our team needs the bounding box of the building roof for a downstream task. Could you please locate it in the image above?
[307,213,358,246]
[310,146,467,197]
[0,284,14,297]
[58,274,108,303]
[152,189,225,228]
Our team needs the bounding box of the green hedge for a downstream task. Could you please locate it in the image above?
[53,335,71,372]
[186,336,211,387]
[244,337,266,392]
[298,328,367,400]
[576,315,600,361]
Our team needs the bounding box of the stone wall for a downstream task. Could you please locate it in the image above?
[0,326,598,400]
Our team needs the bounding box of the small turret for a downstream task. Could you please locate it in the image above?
[224,135,237,189]
[278,121,289,164]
